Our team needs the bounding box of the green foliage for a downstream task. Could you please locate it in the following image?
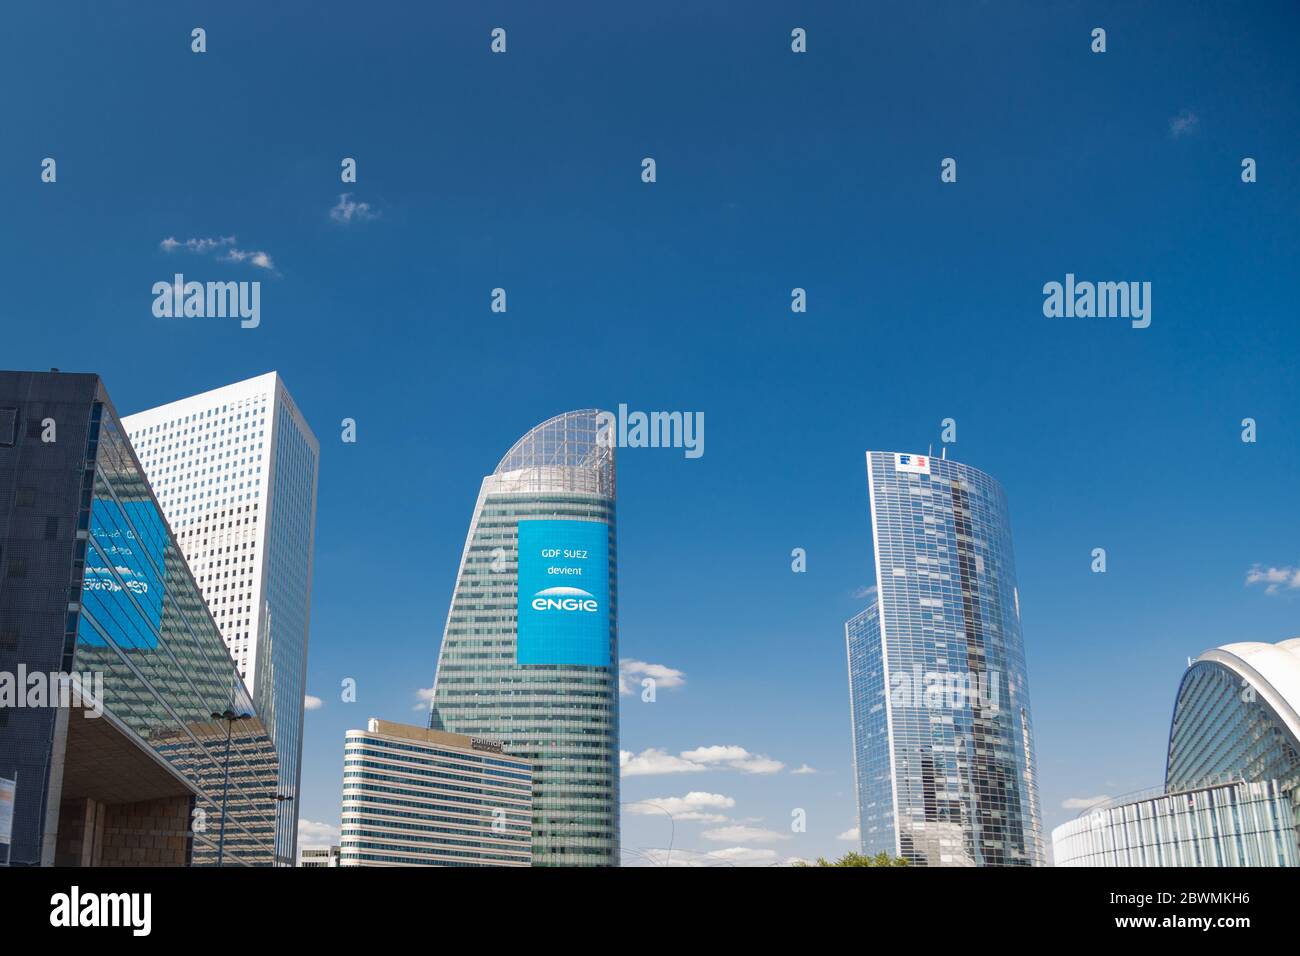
[793,851,910,867]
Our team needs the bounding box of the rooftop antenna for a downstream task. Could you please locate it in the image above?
[928,443,933,458]
[941,446,947,459]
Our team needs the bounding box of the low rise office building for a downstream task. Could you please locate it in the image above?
[300,844,340,867]
[340,718,532,867]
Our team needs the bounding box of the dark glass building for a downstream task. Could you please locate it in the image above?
[0,370,278,866]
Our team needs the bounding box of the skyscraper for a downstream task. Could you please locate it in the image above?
[121,371,319,866]
[426,410,618,866]
[0,370,278,866]
[847,451,1044,866]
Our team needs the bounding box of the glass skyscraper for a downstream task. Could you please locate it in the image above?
[846,451,1044,866]
[426,410,619,866]
[122,372,320,867]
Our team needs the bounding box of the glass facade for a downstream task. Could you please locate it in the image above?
[339,719,532,866]
[846,604,895,855]
[1050,639,1300,868]
[1166,643,1300,796]
[0,371,278,866]
[79,404,279,864]
[848,451,1044,866]
[1053,779,1300,867]
[427,410,619,866]
[258,388,319,865]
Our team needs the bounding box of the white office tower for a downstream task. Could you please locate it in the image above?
[122,371,320,866]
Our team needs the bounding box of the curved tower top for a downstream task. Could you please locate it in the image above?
[426,409,620,865]
[1166,637,1300,792]
[493,409,615,498]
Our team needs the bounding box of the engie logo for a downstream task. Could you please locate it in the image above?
[531,586,599,613]
[516,520,610,667]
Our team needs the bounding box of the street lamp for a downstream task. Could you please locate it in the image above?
[274,794,294,867]
[210,708,252,867]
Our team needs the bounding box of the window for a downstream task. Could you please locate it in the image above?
[0,407,16,446]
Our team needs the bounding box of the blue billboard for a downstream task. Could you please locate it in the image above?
[516,519,610,667]
[80,497,167,650]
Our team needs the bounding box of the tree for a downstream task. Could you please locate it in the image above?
[793,851,909,867]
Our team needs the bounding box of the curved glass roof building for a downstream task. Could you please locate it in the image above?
[847,451,1044,866]
[1053,637,1300,866]
[426,411,619,866]
[1166,638,1300,795]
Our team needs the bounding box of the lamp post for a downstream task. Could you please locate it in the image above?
[274,793,294,867]
[211,708,252,867]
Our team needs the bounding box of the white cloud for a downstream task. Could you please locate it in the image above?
[298,818,339,846]
[221,248,275,270]
[681,745,784,775]
[303,694,323,711]
[330,193,379,223]
[837,826,860,841]
[791,764,817,775]
[413,685,435,712]
[623,847,700,867]
[1246,564,1300,595]
[1169,109,1199,137]
[620,748,706,776]
[159,235,273,270]
[705,846,779,865]
[627,845,785,867]
[621,744,785,776]
[1062,795,1111,810]
[619,659,685,696]
[852,584,877,600]
[160,235,235,254]
[701,824,790,844]
[625,792,735,823]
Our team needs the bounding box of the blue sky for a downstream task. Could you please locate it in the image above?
[3,2,1299,864]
